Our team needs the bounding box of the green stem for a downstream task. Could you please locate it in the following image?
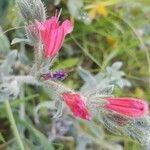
[4,100,25,150]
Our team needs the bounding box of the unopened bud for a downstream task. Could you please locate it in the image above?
[17,0,46,23]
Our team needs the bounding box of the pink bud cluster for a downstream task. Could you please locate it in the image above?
[63,92,149,120]
[31,13,149,121]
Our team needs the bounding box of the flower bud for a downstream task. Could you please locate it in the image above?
[62,92,91,120]
[17,0,46,23]
[36,16,73,58]
[105,97,149,118]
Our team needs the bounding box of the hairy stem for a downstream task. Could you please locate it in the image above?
[4,100,25,150]
[43,80,72,94]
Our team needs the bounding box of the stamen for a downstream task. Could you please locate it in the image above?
[57,8,62,20]
[54,8,62,22]
[41,70,68,80]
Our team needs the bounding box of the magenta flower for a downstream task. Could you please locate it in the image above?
[105,97,149,118]
[36,16,73,58]
[62,92,91,120]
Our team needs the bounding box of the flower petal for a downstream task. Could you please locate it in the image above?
[61,20,73,35]
[105,97,149,118]
[63,93,91,120]
[50,27,65,56]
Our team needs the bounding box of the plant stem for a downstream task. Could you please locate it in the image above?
[4,100,25,150]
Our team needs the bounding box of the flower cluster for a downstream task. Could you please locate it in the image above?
[0,0,149,149]
[32,12,149,121]
[23,6,150,145]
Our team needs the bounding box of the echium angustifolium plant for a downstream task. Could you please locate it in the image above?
[0,0,150,149]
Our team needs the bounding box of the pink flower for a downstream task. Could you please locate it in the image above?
[36,16,73,58]
[105,97,149,118]
[62,93,91,120]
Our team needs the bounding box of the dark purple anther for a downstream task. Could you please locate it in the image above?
[52,71,67,80]
[41,70,68,80]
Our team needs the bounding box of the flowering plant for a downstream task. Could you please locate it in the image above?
[0,0,149,149]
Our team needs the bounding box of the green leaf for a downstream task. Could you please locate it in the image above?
[23,121,55,150]
[1,50,18,75]
[67,0,83,18]
[11,38,32,45]
[53,58,79,70]
[78,66,97,87]
[0,133,5,142]
[0,94,39,109]
[0,27,10,55]
[34,101,56,123]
